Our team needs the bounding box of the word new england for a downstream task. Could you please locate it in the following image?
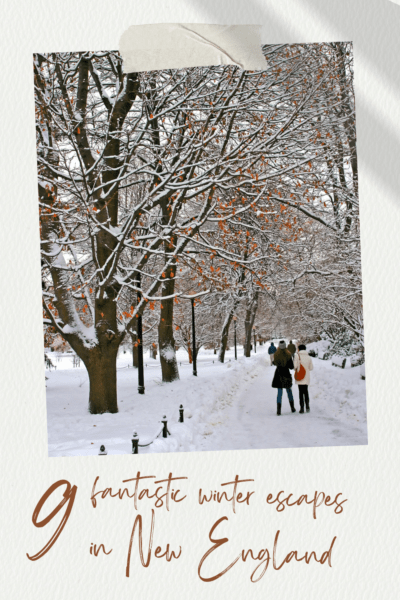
[26,473,346,582]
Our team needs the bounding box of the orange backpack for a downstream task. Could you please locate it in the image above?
[294,353,306,381]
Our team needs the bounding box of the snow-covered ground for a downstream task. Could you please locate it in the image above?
[45,343,367,457]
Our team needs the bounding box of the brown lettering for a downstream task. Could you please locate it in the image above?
[26,479,77,561]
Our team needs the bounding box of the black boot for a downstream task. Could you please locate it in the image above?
[306,402,310,413]
[277,403,281,416]
[289,400,296,413]
[299,400,304,414]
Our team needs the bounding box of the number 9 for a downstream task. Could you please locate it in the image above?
[27,479,77,561]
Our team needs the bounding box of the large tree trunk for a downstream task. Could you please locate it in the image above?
[85,344,119,414]
[158,261,179,382]
[56,294,124,414]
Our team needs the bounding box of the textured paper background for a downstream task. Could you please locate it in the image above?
[1,0,399,598]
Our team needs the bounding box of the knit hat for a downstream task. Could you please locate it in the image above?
[279,340,286,349]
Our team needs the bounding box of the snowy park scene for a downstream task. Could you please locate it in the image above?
[36,42,366,457]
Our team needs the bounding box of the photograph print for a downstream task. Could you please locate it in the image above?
[35,42,366,457]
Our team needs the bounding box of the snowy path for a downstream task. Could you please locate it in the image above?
[197,354,367,451]
[46,345,367,457]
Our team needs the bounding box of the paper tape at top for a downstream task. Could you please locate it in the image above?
[119,24,267,72]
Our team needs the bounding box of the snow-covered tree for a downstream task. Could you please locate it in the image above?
[35,42,361,413]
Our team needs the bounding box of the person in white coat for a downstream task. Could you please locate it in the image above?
[293,344,314,413]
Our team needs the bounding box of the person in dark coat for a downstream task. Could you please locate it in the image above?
[268,342,277,365]
[272,341,296,415]
[288,340,296,358]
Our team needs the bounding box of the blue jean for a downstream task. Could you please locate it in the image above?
[277,388,294,404]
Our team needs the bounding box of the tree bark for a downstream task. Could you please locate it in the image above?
[84,343,120,414]
[243,309,252,358]
[158,261,180,382]
[244,292,259,357]
[218,310,234,363]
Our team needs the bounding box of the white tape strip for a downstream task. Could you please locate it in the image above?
[119,23,266,72]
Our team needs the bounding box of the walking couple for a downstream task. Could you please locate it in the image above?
[270,340,313,415]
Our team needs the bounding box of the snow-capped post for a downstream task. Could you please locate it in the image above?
[253,327,257,354]
[131,432,139,454]
[191,298,197,376]
[162,415,168,438]
[233,316,237,360]
[179,405,184,423]
[99,445,107,455]
[136,272,145,395]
